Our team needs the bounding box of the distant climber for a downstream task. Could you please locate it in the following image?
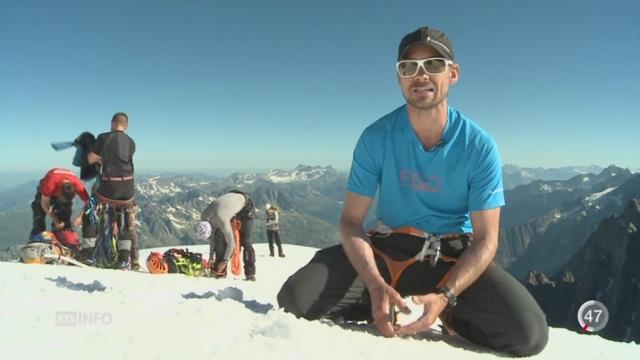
[265,203,285,257]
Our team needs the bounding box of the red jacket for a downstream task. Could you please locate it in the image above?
[40,168,89,202]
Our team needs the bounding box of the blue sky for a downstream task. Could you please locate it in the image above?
[1,0,638,179]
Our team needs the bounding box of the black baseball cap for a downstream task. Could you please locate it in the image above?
[398,26,455,61]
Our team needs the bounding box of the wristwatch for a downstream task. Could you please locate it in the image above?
[437,286,458,308]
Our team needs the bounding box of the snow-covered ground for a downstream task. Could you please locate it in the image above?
[0,244,637,359]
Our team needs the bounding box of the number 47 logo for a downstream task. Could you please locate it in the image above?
[583,309,603,323]
[577,300,609,333]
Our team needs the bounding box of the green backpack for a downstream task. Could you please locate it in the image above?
[163,248,207,277]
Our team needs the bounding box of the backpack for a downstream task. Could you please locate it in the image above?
[54,229,80,248]
[163,248,208,277]
[20,231,71,264]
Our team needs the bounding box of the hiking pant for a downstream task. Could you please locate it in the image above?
[267,229,283,255]
[277,234,548,357]
[87,194,138,264]
[30,188,72,238]
[116,205,138,264]
[96,179,135,201]
[211,228,226,267]
[211,217,256,276]
[100,179,136,259]
[109,204,137,261]
[238,216,256,276]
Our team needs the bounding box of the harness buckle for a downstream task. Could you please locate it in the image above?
[416,233,442,268]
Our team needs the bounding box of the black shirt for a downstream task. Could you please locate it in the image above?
[92,130,135,177]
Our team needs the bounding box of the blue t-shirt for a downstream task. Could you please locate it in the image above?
[347,105,505,233]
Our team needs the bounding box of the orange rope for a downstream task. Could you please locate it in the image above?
[230,218,242,276]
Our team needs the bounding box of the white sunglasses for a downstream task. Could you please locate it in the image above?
[396,57,454,77]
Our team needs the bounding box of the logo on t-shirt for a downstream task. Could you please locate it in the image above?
[400,170,443,192]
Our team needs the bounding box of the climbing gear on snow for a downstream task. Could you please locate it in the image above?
[163,248,207,277]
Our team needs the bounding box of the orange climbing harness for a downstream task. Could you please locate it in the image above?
[368,224,469,289]
[368,224,472,326]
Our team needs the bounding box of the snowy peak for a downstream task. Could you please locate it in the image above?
[508,165,635,197]
[136,176,190,199]
[230,165,337,185]
[530,180,567,194]
[265,165,336,183]
[502,164,604,189]
[594,165,631,182]
[230,172,258,185]
[136,165,339,190]
[502,164,604,175]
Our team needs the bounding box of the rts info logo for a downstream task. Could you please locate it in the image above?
[55,311,113,327]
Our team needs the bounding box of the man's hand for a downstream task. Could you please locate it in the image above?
[53,218,66,230]
[72,216,82,228]
[369,282,411,337]
[87,151,101,165]
[395,292,448,336]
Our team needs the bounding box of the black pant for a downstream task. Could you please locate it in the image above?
[239,216,256,276]
[212,217,256,276]
[96,179,134,201]
[30,189,72,237]
[267,229,283,255]
[81,202,99,239]
[277,234,548,357]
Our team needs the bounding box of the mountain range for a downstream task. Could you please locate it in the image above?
[1,163,639,342]
[498,165,638,277]
[525,199,640,343]
[0,165,346,260]
[502,164,604,190]
[1,164,636,264]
